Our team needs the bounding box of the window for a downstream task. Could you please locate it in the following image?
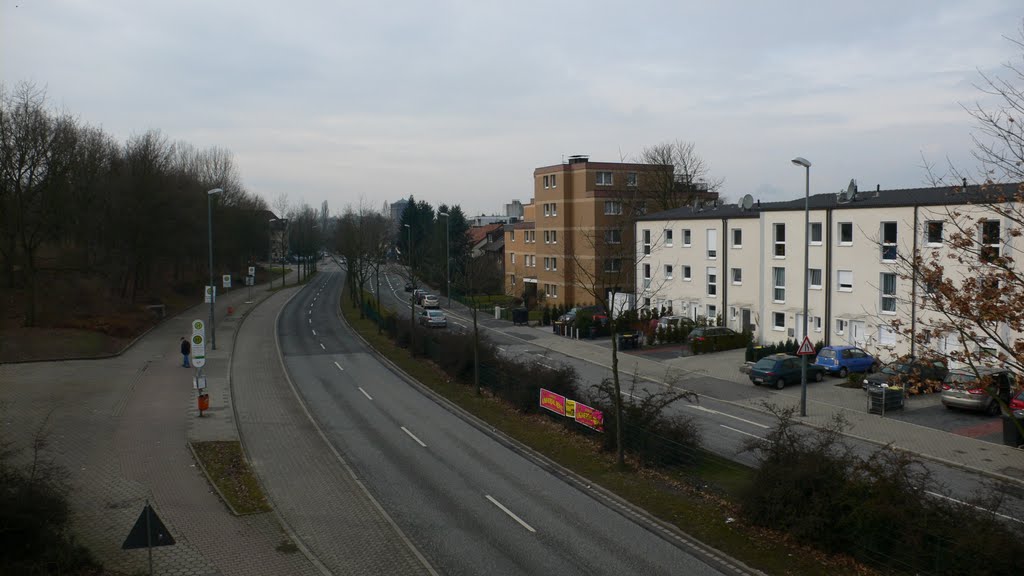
[642,229,651,255]
[596,171,613,185]
[707,267,717,296]
[544,230,550,243]
[550,175,556,188]
[551,257,557,271]
[683,265,691,281]
[511,274,515,286]
[731,267,742,285]
[543,257,550,270]
[881,273,896,313]
[550,203,557,216]
[604,229,621,244]
[543,175,549,189]
[772,267,785,302]
[665,229,673,246]
[511,253,515,264]
[664,265,673,279]
[543,204,550,217]
[732,228,742,248]
[635,201,647,215]
[879,325,896,346]
[604,258,621,272]
[773,223,786,257]
[707,305,717,320]
[626,172,637,187]
[643,264,651,288]
[809,222,822,245]
[981,220,1001,263]
[808,268,822,290]
[773,312,785,331]
[604,201,622,215]
[551,230,557,244]
[550,284,558,297]
[683,229,692,246]
[730,306,738,321]
[510,230,515,242]
[707,229,718,259]
[836,319,847,335]
[838,270,853,292]
[926,221,943,245]
[813,316,823,332]
[839,222,853,245]
[881,222,897,261]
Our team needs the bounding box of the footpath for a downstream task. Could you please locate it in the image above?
[0,266,430,576]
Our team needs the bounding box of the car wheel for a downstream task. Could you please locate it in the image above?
[774,378,785,390]
[839,367,849,378]
[814,371,824,382]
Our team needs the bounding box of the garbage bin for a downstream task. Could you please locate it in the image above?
[512,307,528,326]
[868,386,904,414]
[1002,410,1024,448]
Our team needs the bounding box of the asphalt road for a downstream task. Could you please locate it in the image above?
[369,264,1024,525]
[278,265,732,576]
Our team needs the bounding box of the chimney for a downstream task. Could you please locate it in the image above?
[876,184,880,197]
[756,199,761,207]
[963,177,968,189]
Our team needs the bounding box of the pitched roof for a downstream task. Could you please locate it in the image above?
[468,223,503,245]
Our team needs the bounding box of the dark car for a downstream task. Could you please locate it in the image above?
[555,305,607,328]
[749,353,826,390]
[404,282,414,292]
[940,367,1015,415]
[685,326,739,351]
[863,357,948,391]
[814,345,878,377]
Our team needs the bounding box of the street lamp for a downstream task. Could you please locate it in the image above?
[279,218,289,287]
[438,212,450,307]
[404,224,415,349]
[791,157,811,417]
[268,218,278,291]
[207,188,224,350]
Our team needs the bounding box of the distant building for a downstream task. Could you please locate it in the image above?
[389,198,410,233]
[505,200,524,221]
[468,215,511,227]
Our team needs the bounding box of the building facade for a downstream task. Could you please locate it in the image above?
[636,183,1021,364]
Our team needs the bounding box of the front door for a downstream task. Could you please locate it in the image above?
[851,321,866,345]
[742,308,752,333]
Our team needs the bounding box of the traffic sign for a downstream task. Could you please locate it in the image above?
[245,275,254,286]
[248,266,256,276]
[191,332,206,368]
[797,336,816,356]
[192,319,204,333]
[193,375,207,390]
[122,503,175,550]
[205,286,216,303]
[222,274,232,288]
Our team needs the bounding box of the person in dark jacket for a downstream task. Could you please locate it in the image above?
[180,337,191,368]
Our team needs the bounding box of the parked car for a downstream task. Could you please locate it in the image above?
[1010,388,1024,411]
[555,305,607,328]
[413,289,427,304]
[749,353,825,389]
[418,309,447,328]
[940,367,1015,415]
[685,326,739,351]
[651,315,695,332]
[814,345,878,377]
[404,282,414,292]
[863,357,948,391]
[421,294,439,309]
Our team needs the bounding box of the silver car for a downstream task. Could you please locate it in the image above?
[940,367,1015,415]
[418,309,447,328]
[421,294,440,309]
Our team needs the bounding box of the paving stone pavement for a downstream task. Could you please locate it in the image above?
[0,276,319,576]
[232,286,433,576]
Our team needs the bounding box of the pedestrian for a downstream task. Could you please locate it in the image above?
[180,336,191,368]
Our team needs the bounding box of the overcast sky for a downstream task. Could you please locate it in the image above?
[3,1,1022,216]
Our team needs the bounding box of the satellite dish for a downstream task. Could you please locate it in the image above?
[846,179,857,199]
[741,194,754,210]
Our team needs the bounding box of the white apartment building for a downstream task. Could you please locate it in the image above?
[635,183,1021,363]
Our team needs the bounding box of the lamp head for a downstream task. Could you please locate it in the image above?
[207,187,224,196]
[438,212,449,217]
[791,157,811,168]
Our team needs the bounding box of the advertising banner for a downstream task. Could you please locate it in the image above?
[539,389,566,416]
[573,401,604,432]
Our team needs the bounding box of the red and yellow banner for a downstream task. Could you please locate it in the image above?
[573,401,604,432]
[539,389,566,416]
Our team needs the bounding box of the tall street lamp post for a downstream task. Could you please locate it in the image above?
[791,157,811,417]
[207,188,223,350]
[268,218,277,291]
[404,224,415,350]
[279,218,289,287]
[438,212,450,307]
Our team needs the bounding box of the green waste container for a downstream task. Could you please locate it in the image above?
[1002,410,1024,448]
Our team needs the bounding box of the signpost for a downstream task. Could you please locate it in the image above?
[797,336,816,356]
[190,320,206,368]
[204,286,216,303]
[222,274,231,292]
[122,500,175,576]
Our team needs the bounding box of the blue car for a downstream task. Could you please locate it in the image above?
[814,345,877,377]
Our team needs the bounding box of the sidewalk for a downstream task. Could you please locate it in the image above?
[504,324,1024,485]
[0,275,319,575]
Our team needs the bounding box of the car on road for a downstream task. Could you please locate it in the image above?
[413,289,427,304]
[814,345,878,377]
[863,356,948,391]
[421,294,439,309]
[685,326,739,351]
[940,367,1016,415]
[418,309,447,328]
[554,305,607,329]
[749,353,825,389]
[404,282,414,292]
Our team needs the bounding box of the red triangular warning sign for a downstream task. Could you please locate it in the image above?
[797,336,816,356]
[122,503,175,550]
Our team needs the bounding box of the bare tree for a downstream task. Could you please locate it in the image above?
[452,255,501,394]
[638,139,724,214]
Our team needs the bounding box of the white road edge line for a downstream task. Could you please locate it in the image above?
[358,387,373,400]
[401,426,427,448]
[925,491,1024,524]
[485,495,537,533]
[334,361,344,371]
[719,424,764,440]
[312,329,317,336]
[320,343,326,350]
[537,363,554,370]
[687,405,770,429]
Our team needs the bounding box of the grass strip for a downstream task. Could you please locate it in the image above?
[191,440,271,515]
[339,296,870,576]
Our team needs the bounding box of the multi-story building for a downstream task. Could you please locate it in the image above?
[636,183,1021,363]
[506,156,701,305]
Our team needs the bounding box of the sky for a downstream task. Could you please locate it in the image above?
[3,1,1023,217]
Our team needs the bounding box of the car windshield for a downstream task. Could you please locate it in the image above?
[427,310,443,318]
[754,358,777,370]
[882,362,911,375]
[818,349,836,359]
[945,372,986,384]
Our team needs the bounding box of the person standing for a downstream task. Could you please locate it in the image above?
[180,336,191,368]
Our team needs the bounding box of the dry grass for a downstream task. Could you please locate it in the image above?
[190,441,271,515]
